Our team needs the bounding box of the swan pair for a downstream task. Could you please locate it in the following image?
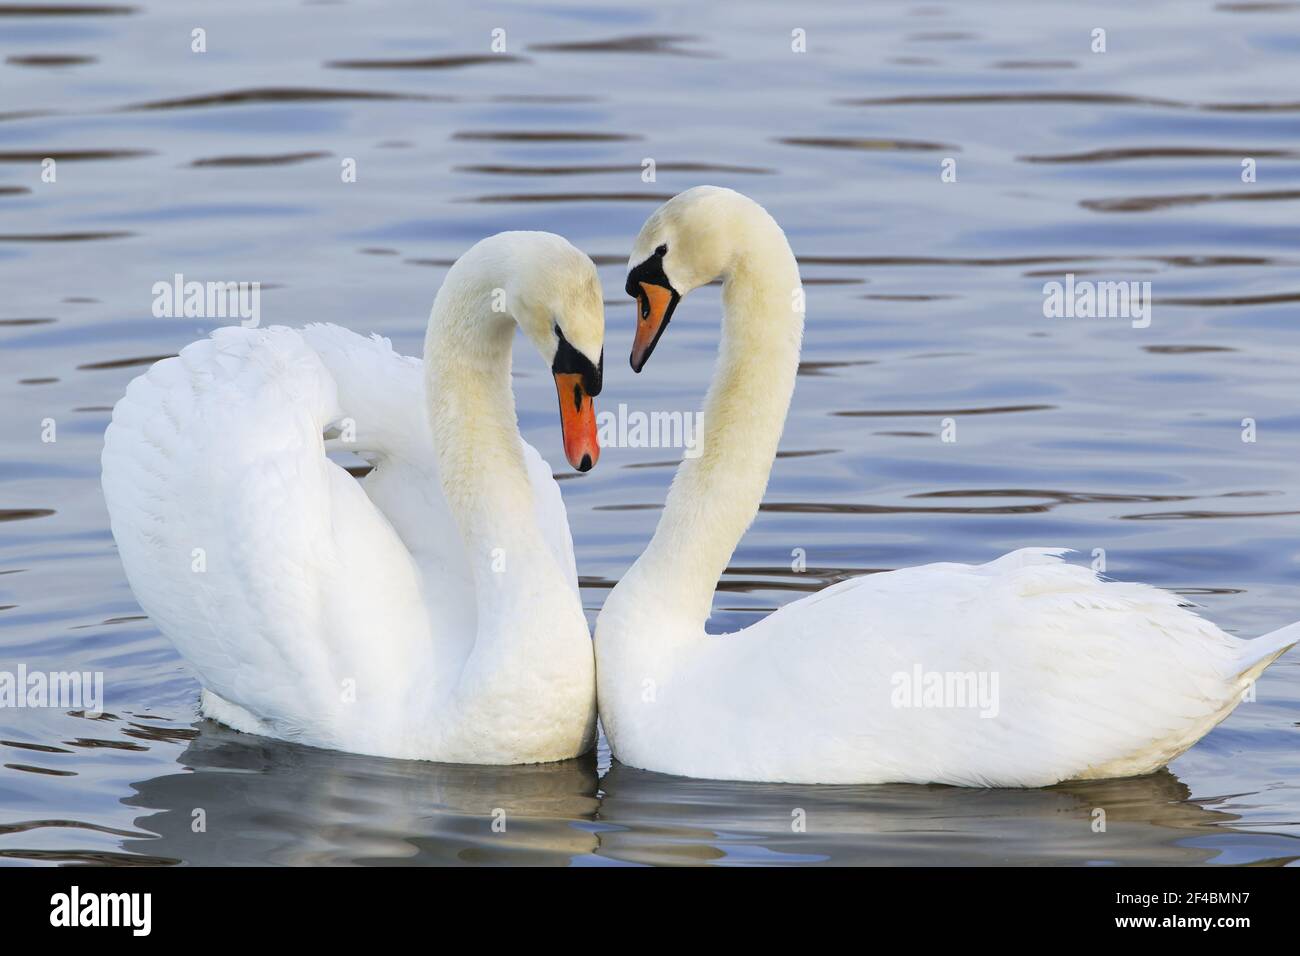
[103,187,1299,787]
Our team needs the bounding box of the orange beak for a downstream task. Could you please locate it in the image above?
[630,281,680,373]
[553,371,599,472]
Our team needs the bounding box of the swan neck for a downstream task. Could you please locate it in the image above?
[632,223,803,628]
[423,279,547,582]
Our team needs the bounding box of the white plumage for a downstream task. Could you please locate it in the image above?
[603,546,1298,786]
[596,187,1299,786]
[103,232,604,763]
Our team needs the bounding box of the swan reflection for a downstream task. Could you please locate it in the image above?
[593,763,1245,866]
[117,722,1279,866]
[124,722,600,866]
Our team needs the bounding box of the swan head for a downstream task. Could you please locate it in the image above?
[489,232,606,472]
[625,186,758,371]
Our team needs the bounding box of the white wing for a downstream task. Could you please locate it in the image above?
[630,549,1291,786]
[101,323,577,753]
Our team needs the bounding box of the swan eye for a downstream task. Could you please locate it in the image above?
[654,244,668,257]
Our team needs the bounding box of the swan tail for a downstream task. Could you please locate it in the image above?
[1236,621,1300,681]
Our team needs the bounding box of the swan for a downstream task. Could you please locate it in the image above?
[102,231,604,764]
[595,186,1299,787]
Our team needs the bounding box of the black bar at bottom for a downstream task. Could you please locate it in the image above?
[0,865,1288,941]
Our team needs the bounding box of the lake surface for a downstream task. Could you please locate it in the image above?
[2,0,1299,866]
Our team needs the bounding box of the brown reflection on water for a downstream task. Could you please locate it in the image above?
[4,54,96,67]
[0,230,133,242]
[0,508,55,522]
[528,34,705,56]
[1159,290,1300,306]
[456,161,772,176]
[841,91,1300,111]
[0,149,150,162]
[0,4,135,15]
[1082,189,1300,213]
[776,136,958,153]
[1022,146,1300,164]
[460,191,675,204]
[124,87,440,111]
[189,151,332,167]
[76,354,175,370]
[452,130,639,142]
[798,360,874,375]
[1122,509,1300,521]
[1142,345,1237,354]
[834,403,1054,416]
[328,54,530,70]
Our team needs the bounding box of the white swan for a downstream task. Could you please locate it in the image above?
[103,231,604,764]
[595,187,1299,787]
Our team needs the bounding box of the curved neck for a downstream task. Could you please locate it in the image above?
[628,217,804,629]
[423,269,558,615]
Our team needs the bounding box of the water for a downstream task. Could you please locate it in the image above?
[2,0,1299,866]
